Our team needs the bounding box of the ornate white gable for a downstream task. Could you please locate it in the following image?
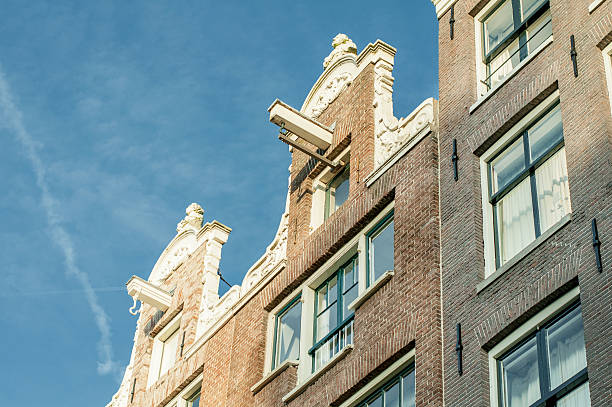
[301,34,358,118]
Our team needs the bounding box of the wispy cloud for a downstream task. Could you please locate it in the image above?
[0,66,120,379]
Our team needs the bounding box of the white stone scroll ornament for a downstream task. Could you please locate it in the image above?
[302,34,358,118]
[373,59,435,167]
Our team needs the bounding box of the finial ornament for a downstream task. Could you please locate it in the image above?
[323,33,357,69]
[176,202,204,233]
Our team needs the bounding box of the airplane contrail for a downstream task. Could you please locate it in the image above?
[0,65,120,379]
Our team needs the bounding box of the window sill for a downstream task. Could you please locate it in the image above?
[282,345,354,403]
[477,214,572,293]
[250,359,299,394]
[470,36,554,115]
[589,0,605,13]
[348,271,394,311]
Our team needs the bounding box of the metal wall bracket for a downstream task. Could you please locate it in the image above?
[179,331,186,357]
[450,6,456,40]
[130,378,136,403]
[456,323,463,375]
[570,35,578,77]
[592,218,603,273]
[452,139,459,182]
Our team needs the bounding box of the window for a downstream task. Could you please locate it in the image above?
[311,255,358,371]
[187,391,201,407]
[272,296,302,369]
[148,314,182,387]
[164,373,202,407]
[495,303,589,407]
[483,100,570,271]
[479,0,552,92]
[325,165,350,219]
[356,367,415,407]
[367,212,394,286]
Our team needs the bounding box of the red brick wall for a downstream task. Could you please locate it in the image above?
[127,52,443,407]
[436,1,612,406]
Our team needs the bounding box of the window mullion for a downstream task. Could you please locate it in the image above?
[511,0,522,29]
[536,329,551,403]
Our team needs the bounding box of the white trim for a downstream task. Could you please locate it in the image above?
[260,202,395,388]
[147,312,183,388]
[473,0,553,108]
[164,372,204,407]
[470,36,554,114]
[431,0,459,18]
[310,146,351,233]
[602,42,612,117]
[339,349,415,407]
[477,214,571,292]
[480,91,561,278]
[589,0,606,13]
[282,345,354,403]
[251,359,299,394]
[265,293,304,375]
[488,287,581,407]
[348,271,394,311]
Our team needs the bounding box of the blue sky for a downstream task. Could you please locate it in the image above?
[0,1,437,405]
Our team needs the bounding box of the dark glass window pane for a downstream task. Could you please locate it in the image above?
[333,174,350,210]
[385,382,400,407]
[526,10,552,53]
[521,0,546,19]
[494,177,535,264]
[316,303,337,341]
[342,284,358,318]
[402,370,416,407]
[368,394,383,407]
[344,259,357,288]
[369,219,394,283]
[189,392,201,407]
[557,382,591,407]
[528,105,563,163]
[317,285,327,311]
[275,300,302,366]
[484,0,514,54]
[546,307,587,389]
[490,137,526,195]
[499,336,541,407]
[328,275,338,305]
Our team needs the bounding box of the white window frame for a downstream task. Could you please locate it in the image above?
[473,0,554,103]
[266,202,395,386]
[164,373,203,407]
[480,90,568,278]
[488,286,581,407]
[339,349,415,407]
[310,146,351,232]
[603,42,612,117]
[147,312,182,388]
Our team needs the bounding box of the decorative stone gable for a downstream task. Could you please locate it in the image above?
[370,42,436,168]
[302,34,358,118]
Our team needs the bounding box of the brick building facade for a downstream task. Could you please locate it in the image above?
[433,0,611,406]
[107,1,611,405]
[108,34,442,407]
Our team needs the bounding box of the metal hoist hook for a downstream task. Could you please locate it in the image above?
[129,294,142,316]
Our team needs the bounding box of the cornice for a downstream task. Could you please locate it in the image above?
[431,0,459,18]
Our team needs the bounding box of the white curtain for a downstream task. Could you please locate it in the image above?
[507,361,540,407]
[536,148,571,233]
[498,178,535,264]
[489,39,520,88]
[557,382,591,407]
[547,310,587,388]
